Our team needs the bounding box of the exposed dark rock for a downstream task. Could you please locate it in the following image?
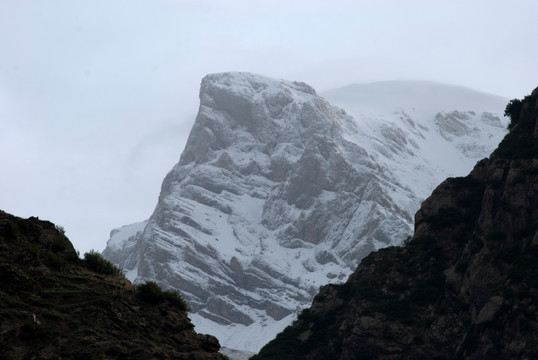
[252,88,538,359]
[0,211,226,360]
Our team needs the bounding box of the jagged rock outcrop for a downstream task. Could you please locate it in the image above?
[252,87,538,359]
[0,210,226,360]
[103,73,507,351]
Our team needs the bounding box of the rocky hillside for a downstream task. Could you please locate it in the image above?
[103,72,507,351]
[0,211,226,360]
[252,88,538,359]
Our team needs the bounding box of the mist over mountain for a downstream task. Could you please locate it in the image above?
[103,72,507,352]
[252,86,538,360]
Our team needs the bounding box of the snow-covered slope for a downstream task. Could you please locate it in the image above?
[322,80,509,200]
[103,73,508,352]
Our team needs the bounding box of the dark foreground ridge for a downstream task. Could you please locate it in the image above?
[253,87,538,360]
[0,211,226,359]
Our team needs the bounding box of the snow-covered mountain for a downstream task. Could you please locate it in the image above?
[322,80,509,199]
[102,73,508,352]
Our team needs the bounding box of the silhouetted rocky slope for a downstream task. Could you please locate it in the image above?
[0,211,226,359]
[252,88,538,360]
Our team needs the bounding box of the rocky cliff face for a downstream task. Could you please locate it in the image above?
[0,210,225,360]
[102,73,507,351]
[252,87,538,359]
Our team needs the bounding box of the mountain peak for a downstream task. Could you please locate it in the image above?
[200,72,317,97]
[179,71,343,168]
[104,73,508,352]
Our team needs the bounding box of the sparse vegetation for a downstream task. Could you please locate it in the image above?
[4,221,20,239]
[136,281,190,312]
[504,98,523,129]
[83,250,123,276]
[55,224,66,235]
[0,210,222,359]
[495,94,538,159]
[51,234,71,253]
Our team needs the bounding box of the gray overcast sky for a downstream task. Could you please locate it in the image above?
[1,0,537,254]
